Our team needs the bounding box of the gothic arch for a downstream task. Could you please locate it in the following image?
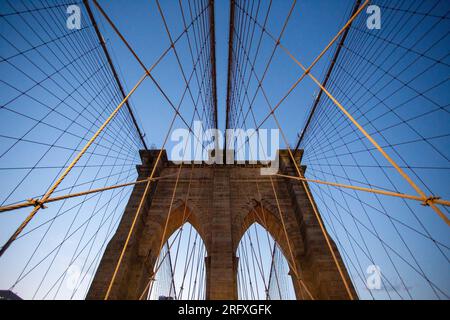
[234,201,310,300]
[138,201,209,259]
[234,201,304,269]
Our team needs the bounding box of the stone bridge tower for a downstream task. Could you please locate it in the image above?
[87,149,356,300]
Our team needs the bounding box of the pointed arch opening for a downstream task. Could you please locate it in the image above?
[148,222,207,300]
[236,222,296,300]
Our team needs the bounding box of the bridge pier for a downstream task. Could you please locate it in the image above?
[87,149,356,300]
[205,168,238,299]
